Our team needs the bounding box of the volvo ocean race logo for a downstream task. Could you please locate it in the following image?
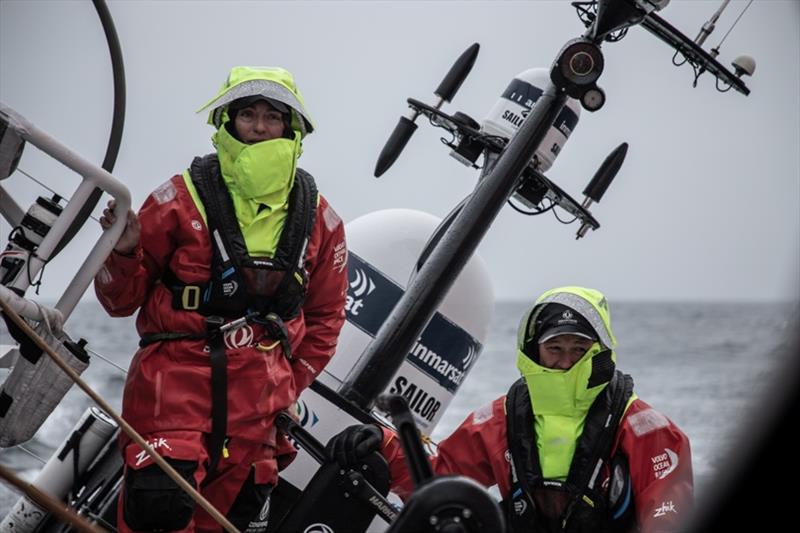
[346,267,375,316]
[222,279,238,297]
[652,448,679,480]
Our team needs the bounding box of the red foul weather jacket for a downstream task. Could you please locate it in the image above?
[95,173,347,448]
[382,396,693,533]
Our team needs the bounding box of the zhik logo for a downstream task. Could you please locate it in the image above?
[135,438,172,467]
[653,501,676,517]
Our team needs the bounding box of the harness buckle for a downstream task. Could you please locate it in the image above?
[205,315,225,332]
[181,285,202,310]
[263,312,292,360]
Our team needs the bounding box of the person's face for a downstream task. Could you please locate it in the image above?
[537,334,594,370]
[233,100,285,144]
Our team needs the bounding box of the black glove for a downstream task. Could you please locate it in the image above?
[325,424,383,469]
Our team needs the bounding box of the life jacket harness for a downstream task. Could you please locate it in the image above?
[141,153,317,477]
[163,153,318,321]
[504,367,634,533]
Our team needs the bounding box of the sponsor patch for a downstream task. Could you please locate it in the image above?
[133,437,173,467]
[653,500,676,518]
[514,498,527,515]
[322,204,342,231]
[152,180,177,205]
[346,252,483,393]
[651,448,679,480]
[389,376,442,423]
[628,408,669,437]
[333,240,347,273]
[222,279,239,297]
[347,266,375,309]
[245,492,271,531]
[296,357,317,375]
[472,402,494,425]
[295,399,319,428]
[224,325,254,349]
[368,494,398,521]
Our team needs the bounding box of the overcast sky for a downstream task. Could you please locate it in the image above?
[1,0,797,304]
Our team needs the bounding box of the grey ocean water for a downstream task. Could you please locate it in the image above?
[1,300,797,518]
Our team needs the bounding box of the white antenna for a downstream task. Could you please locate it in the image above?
[712,0,757,81]
[685,0,757,90]
[694,0,731,47]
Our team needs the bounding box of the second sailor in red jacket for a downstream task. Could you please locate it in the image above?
[328,286,693,533]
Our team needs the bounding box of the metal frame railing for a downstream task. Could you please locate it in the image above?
[0,102,131,321]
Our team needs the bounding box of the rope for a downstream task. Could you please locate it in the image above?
[716,0,754,48]
[419,430,440,455]
[86,347,128,374]
[15,444,47,464]
[0,463,107,533]
[0,298,240,533]
[15,167,100,223]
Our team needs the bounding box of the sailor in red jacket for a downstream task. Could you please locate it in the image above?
[328,286,693,533]
[95,66,347,532]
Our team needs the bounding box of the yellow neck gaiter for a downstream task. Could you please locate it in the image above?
[211,125,301,256]
[516,344,610,480]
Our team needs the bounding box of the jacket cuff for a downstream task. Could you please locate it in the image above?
[108,245,143,276]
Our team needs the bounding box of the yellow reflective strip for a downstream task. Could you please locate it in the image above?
[582,494,595,507]
[182,170,208,226]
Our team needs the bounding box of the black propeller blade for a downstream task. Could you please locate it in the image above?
[374,43,480,178]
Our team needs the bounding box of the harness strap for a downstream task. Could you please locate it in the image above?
[205,316,227,479]
[138,331,207,348]
[136,312,292,480]
[504,370,634,533]
[260,312,292,360]
[57,415,95,500]
[569,371,633,491]
[162,155,317,319]
[162,266,207,312]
